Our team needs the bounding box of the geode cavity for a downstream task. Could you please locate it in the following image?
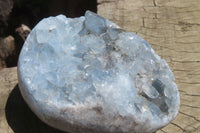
[18,11,180,133]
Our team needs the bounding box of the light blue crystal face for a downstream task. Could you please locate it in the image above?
[18,11,180,133]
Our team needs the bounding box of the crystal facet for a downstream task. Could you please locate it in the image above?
[18,11,180,133]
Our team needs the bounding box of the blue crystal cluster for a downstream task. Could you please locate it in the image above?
[18,11,180,133]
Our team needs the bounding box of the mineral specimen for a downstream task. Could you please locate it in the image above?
[18,11,180,133]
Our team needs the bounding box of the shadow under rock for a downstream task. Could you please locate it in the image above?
[5,84,67,133]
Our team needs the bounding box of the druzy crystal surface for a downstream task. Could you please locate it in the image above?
[18,11,180,133]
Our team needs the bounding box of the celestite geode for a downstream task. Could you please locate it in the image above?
[18,11,180,133]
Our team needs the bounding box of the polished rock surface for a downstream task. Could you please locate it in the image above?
[18,11,180,133]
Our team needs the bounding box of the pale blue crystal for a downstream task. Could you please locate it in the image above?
[18,11,180,133]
